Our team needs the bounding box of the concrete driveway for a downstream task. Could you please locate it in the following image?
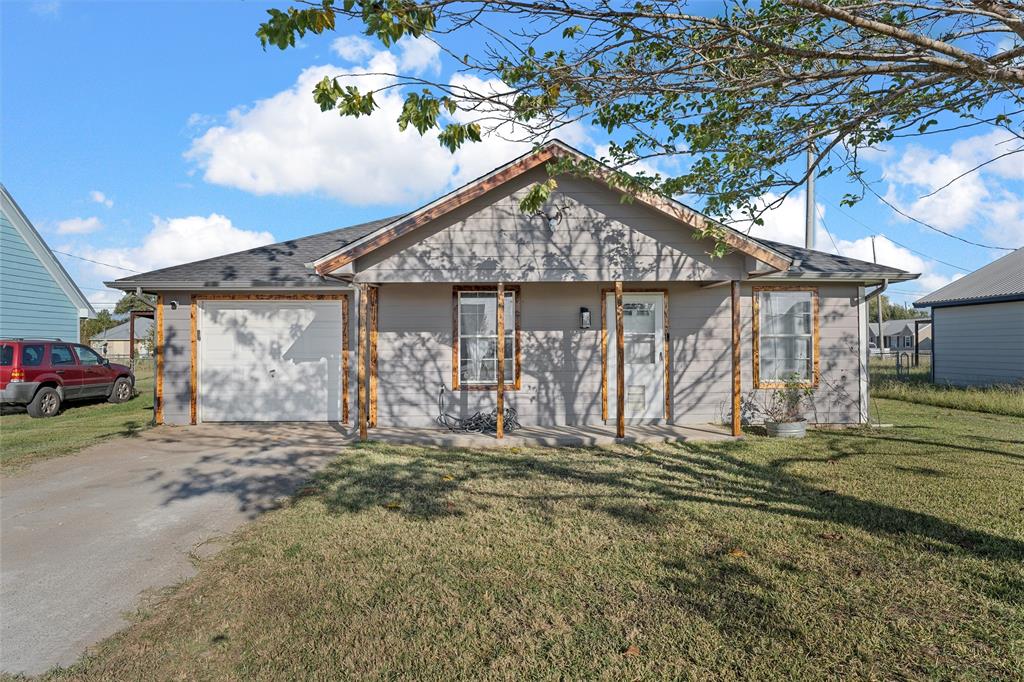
[1,423,342,676]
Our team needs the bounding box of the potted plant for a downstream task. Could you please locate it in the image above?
[761,374,814,438]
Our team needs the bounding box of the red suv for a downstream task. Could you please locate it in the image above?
[0,339,135,418]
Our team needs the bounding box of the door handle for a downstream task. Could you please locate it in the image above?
[55,370,65,375]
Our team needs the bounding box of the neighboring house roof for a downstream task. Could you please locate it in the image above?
[90,317,155,341]
[868,319,930,337]
[1,184,96,317]
[108,141,916,291]
[914,247,1024,308]
[108,217,399,290]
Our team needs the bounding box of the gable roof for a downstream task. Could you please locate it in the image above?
[108,216,400,291]
[90,316,154,341]
[309,139,794,275]
[867,319,930,337]
[914,247,1024,308]
[1,184,96,317]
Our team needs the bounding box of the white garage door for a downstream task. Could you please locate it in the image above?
[199,300,343,422]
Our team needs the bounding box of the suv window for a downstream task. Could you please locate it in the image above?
[0,345,11,366]
[51,344,76,365]
[74,346,104,366]
[22,345,45,366]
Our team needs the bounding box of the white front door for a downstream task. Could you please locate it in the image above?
[198,300,343,422]
[606,292,665,420]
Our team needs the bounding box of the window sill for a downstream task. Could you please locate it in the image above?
[754,380,818,390]
[454,383,522,392]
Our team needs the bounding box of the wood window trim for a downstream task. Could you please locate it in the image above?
[451,285,522,391]
[189,293,351,425]
[599,287,671,421]
[751,285,820,389]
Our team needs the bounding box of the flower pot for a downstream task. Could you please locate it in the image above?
[765,420,807,438]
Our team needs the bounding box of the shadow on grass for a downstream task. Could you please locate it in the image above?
[300,438,1024,564]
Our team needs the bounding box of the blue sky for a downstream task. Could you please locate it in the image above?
[3,0,1021,311]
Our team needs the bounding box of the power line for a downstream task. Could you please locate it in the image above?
[828,202,972,272]
[52,249,139,273]
[815,204,843,256]
[861,183,1017,252]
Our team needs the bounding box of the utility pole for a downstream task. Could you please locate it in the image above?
[805,142,815,250]
[872,236,883,350]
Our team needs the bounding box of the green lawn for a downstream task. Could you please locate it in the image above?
[49,399,1024,680]
[870,359,1024,418]
[0,374,153,471]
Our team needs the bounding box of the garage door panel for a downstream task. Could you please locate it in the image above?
[199,301,343,422]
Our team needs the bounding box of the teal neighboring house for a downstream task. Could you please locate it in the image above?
[1,185,95,341]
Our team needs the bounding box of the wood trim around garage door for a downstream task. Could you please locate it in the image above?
[600,287,671,422]
[190,293,351,425]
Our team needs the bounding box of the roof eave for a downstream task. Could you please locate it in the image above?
[753,271,918,283]
[914,292,1024,308]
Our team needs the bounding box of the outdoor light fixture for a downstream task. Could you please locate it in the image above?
[579,307,592,329]
[169,300,179,310]
[536,205,563,229]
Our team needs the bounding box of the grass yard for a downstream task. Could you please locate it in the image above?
[0,374,153,471]
[48,399,1024,680]
[871,375,1024,419]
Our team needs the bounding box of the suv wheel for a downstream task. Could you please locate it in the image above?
[27,387,61,418]
[108,377,133,403]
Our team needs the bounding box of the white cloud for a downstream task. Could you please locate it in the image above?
[734,191,957,295]
[81,214,275,279]
[186,37,589,206]
[876,130,1024,249]
[89,190,113,208]
[57,216,102,234]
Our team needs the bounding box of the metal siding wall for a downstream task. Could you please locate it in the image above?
[932,302,1024,385]
[0,214,80,341]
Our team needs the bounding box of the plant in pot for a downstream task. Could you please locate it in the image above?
[761,374,814,438]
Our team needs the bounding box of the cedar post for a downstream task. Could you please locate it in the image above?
[496,282,505,439]
[358,284,368,441]
[128,310,136,370]
[614,280,625,438]
[155,295,164,425]
[369,286,378,428]
[731,281,742,437]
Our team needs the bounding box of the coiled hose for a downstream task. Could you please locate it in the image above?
[436,385,520,433]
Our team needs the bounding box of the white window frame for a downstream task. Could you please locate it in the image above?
[753,287,819,388]
[452,287,520,390]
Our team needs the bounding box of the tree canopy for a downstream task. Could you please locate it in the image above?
[257,0,1023,249]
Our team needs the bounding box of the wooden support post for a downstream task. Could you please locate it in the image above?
[128,311,136,370]
[614,280,625,439]
[369,286,378,428]
[189,296,197,425]
[155,295,164,425]
[731,281,742,437]
[496,282,505,439]
[358,284,368,441]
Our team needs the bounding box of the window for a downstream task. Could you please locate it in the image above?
[74,345,105,366]
[754,288,818,387]
[51,344,75,365]
[21,345,44,366]
[453,287,519,389]
[0,346,11,366]
[904,335,912,348]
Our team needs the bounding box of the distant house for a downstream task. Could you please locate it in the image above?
[0,185,95,341]
[914,247,1024,386]
[867,319,931,352]
[90,317,154,358]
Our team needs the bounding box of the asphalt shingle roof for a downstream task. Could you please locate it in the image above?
[914,247,1024,308]
[752,238,909,276]
[110,216,911,289]
[109,216,401,290]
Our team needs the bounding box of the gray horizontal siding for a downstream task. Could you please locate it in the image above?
[355,169,746,283]
[933,302,1024,385]
[0,216,80,341]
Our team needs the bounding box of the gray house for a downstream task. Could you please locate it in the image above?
[1,185,95,341]
[90,317,154,358]
[867,319,931,352]
[108,141,917,438]
[914,247,1024,386]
